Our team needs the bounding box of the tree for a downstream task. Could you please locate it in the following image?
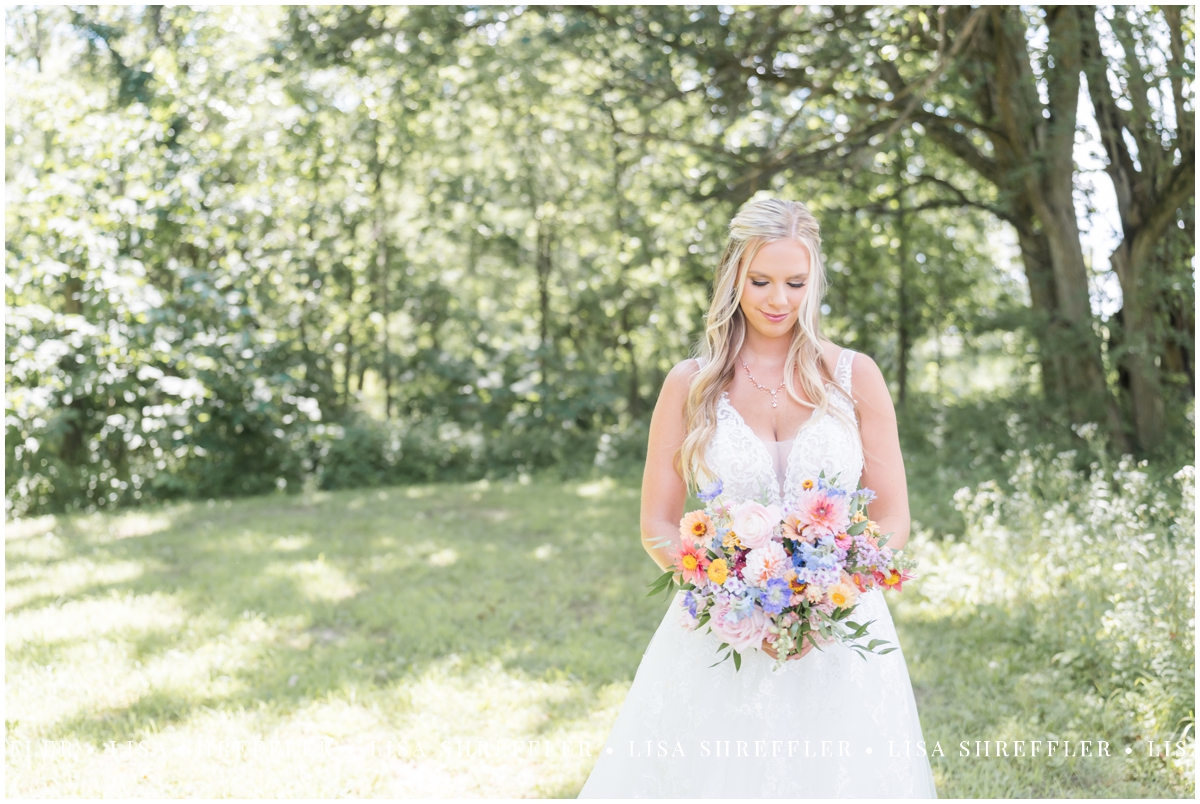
[1079,5,1195,451]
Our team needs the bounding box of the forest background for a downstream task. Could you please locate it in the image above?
[4,4,1195,797]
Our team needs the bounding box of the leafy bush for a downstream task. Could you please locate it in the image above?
[911,431,1195,790]
[314,412,644,492]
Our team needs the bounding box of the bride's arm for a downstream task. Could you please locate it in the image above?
[639,359,698,572]
[851,352,912,551]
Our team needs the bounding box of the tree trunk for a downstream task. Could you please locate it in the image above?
[895,161,911,407]
[370,120,393,418]
[927,5,1130,449]
[620,305,642,417]
[535,218,554,393]
[1078,4,1195,452]
[1010,224,1069,404]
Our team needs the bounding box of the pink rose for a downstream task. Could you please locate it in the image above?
[730,501,783,550]
[709,600,773,654]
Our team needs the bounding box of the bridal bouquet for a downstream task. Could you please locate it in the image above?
[646,474,915,671]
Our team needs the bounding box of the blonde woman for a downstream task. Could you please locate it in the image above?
[579,198,938,798]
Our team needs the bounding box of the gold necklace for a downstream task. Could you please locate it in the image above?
[740,360,787,408]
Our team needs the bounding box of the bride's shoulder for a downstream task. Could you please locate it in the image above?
[820,342,889,408]
[653,358,704,417]
[662,357,704,392]
[818,340,870,374]
[816,339,849,370]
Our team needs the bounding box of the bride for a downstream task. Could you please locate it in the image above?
[578,198,938,798]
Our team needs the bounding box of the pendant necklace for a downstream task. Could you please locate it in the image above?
[741,359,787,408]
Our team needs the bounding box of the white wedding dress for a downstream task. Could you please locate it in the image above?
[579,348,938,798]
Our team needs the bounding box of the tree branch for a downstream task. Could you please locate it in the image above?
[1079,5,1141,221]
[1163,5,1193,155]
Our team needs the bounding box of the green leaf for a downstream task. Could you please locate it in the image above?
[732,650,742,672]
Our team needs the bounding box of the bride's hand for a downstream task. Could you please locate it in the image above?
[761,635,816,661]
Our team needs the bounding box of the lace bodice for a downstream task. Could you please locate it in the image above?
[700,348,863,509]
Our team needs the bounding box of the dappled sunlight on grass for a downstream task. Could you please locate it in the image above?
[272,557,364,602]
[5,556,147,611]
[6,590,186,648]
[5,478,656,796]
[8,473,1188,797]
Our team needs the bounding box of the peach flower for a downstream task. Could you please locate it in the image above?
[679,510,714,546]
[730,501,783,550]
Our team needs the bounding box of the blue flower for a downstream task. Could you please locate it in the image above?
[818,477,848,498]
[682,591,698,618]
[854,487,877,504]
[697,479,723,503]
[726,593,755,623]
[760,578,791,615]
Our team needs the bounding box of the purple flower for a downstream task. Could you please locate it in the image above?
[697,479,723,503]
[854,487,877,504]
[760,578,791,615]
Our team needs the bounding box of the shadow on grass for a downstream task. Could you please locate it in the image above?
[6,480,667,750]
[7,480,1188,797]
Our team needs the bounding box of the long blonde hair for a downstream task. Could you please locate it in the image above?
[678,197,860,491]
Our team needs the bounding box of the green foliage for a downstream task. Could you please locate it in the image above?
[5,6,1194,518]
[909,439,1195,793]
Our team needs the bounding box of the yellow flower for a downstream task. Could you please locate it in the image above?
[681,554,699,572]
[722,531,743,550]
[851,511,867,524]
[706,558,729,585]
[801,479,814,490]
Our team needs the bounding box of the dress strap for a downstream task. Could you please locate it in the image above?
[695,356,707,370]
[836,349,856,396]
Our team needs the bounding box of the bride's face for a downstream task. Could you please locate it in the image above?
[738,239,811,338]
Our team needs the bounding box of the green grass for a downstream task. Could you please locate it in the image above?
[897,599,1190,797]
[5,477,1191,797]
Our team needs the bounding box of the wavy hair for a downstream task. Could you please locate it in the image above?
[678,197,860,491]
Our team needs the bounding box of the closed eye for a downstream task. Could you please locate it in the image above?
[750,280,807,287]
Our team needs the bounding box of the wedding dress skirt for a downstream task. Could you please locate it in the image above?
[578,349,937,798]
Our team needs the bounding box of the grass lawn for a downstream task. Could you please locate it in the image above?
[5,477,1189,797]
